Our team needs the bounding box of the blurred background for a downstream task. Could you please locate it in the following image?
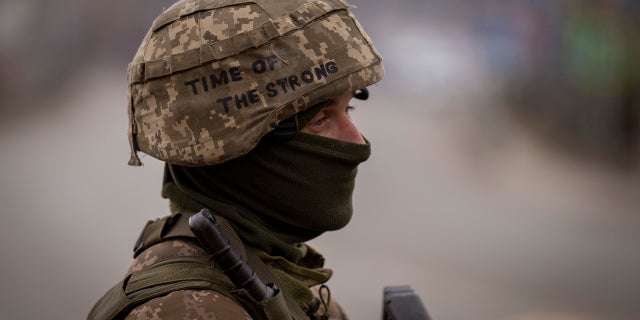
[1,0,639,319]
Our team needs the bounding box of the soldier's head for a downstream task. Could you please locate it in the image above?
[126,0,384,167]
[129,0,384,243]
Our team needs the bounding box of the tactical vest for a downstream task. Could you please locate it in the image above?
[87,213,310,320]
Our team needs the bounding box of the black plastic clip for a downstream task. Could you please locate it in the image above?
[354,87,369,100]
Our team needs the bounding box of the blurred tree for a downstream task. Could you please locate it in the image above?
[506,0,640,166]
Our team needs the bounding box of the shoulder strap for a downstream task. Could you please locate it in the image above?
[132,213,248,261]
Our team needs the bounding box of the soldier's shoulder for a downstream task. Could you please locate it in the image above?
[124,240,252,319]
[124,289,252,320]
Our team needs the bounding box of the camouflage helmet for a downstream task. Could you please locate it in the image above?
[127,0,384,166]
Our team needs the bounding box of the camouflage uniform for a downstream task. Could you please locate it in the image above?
[89,0,383,318]
[122,239,347,320]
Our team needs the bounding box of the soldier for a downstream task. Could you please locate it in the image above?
[88,0,383,319]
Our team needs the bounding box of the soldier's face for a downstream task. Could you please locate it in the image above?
[300,93,366,144]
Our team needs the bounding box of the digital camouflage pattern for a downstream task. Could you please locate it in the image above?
[124,290,251,320]
[127,0,384,166]
[123,239,348,320]
[123,240,252,320]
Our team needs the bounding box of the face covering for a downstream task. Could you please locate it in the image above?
[162,132,371,262]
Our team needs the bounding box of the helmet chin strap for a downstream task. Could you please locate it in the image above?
[268,114,299,142]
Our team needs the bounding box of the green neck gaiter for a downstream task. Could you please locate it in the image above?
[162,132,371,262]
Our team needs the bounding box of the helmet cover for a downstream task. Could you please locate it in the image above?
[127,0,384,166]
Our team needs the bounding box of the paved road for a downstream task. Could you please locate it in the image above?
[0,65,638,320]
